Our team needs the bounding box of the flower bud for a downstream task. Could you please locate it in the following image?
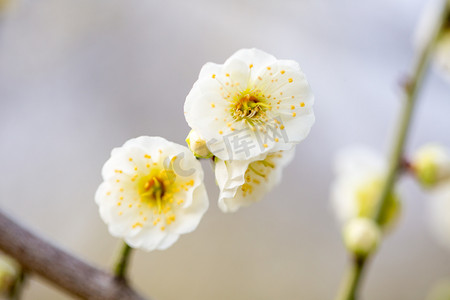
[343,218,381,257]
[412,144,450,188]
[185,130,213,159]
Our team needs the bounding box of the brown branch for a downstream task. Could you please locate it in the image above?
[0,209,147,300]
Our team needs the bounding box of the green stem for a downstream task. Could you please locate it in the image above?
[336,2,450,300]
[114,242,133,280]
[336,257,366,300]
[8,269,26,300]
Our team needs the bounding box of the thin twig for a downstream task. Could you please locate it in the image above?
[0,209,147,300]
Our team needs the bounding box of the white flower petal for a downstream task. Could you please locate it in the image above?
[334,146,385,177]
[331,146,383,223]
[125,226,168,250]
[198,62,222,79]
[428,183,450,250]
[214,158,229,192]
[170,183,209,234]
[156,234,181,251]
[229,48,277,76]
[331,174,362,223]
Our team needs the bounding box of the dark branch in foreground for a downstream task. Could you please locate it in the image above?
[0,209,147,300]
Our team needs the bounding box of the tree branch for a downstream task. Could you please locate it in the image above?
[0,209,147,300]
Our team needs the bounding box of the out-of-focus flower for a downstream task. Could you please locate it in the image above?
[185,130,213,159]
[435,28,450,81]
[184,48,315,161]
[0,253,18,295]
[414,145,450,250]
[412,143,450,187]
[215,149,294,213]
[0,0,12,12]
[426,278,450,300]
[95,136,209,251]
[428,183,450,250]
[331,146,401,230]
[343,218,381,257]
[416,0,450,82]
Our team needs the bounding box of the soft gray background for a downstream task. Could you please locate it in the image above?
[1,0,449,299]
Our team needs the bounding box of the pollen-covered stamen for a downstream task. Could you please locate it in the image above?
[249,158,275,176]
[238,154,280,197]
[231,93,270,123]
[248,165,266,178]
[138,168,177,215]
[143,177,165,197]
[141,177,166,212]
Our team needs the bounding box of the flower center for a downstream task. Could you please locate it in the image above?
[138,170,176,213]
[232,93,268,123]
[142,177,166,199]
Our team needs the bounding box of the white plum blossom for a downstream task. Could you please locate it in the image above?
[184,48,315,161]
[412,143,450,187]
[95,136,209,251]
[331,146,401,230]
[428,183,450,250]
[215,149,294,213]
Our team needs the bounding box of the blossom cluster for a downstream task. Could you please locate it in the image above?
[95,49,315,251]
[330,146,400,256]
[185,48,314,213]
[330,143,450,256]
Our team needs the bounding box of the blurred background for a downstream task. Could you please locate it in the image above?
[1,0,449,299]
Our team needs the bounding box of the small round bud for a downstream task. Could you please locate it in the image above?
[186,130,213,159]
[343,218,381,257]
[412,144,450,188]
